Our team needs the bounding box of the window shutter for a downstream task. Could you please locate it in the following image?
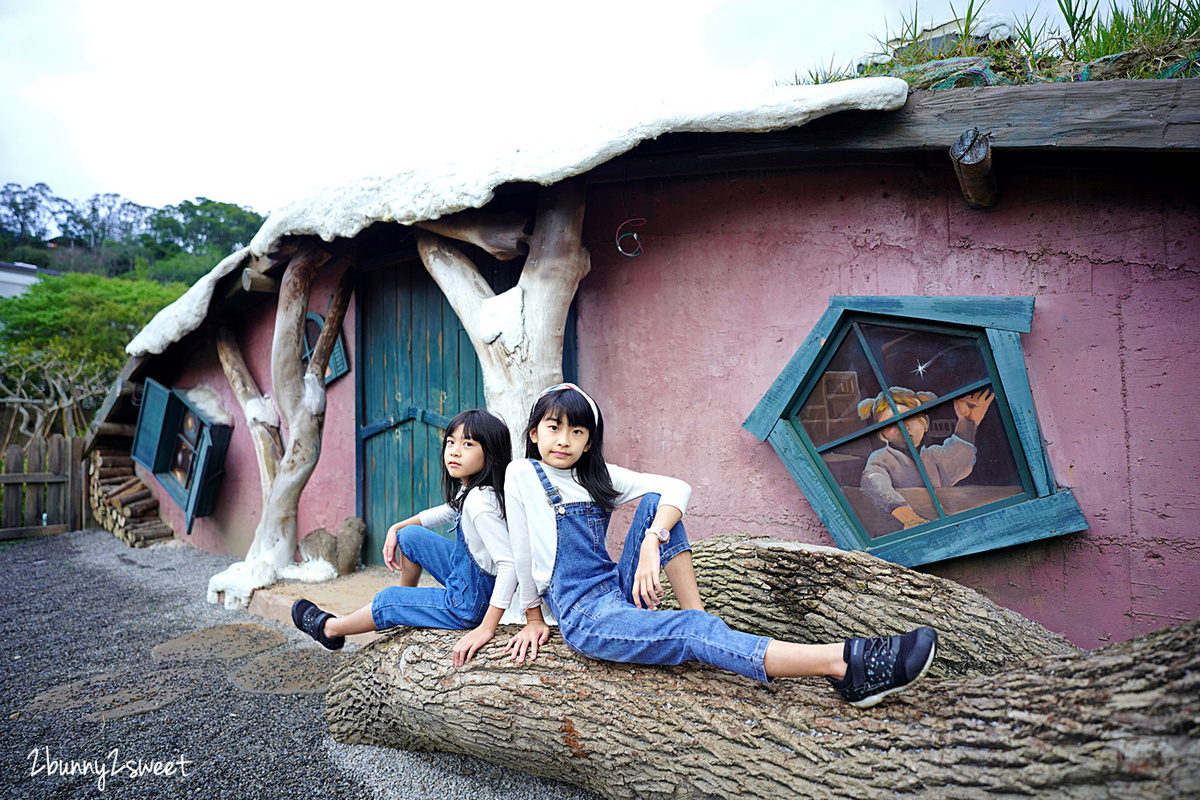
[132,378,171,472]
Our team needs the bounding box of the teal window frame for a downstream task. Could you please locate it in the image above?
[743,296,1087,567]
[131,378,232,535]
[302,311,349,385]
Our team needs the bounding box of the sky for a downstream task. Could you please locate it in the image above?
[1,0,1067,216]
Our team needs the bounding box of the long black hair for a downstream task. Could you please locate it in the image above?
[522,387,619,511]
[442,409,512,519]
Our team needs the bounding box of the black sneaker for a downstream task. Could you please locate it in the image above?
[827,626,937,708]
[291,598,345,651]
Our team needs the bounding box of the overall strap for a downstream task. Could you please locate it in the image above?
[529,460,565,511]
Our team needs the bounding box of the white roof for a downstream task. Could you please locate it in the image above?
[127,78,908,357]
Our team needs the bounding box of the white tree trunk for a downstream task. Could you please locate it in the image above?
[417,181,590,451]
[207,244,354,608]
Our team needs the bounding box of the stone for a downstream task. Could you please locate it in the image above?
[335,516,366,577]
[298,527,336,566]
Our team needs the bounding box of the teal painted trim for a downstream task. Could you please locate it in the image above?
[830,296,1035,333]
[865,489,1088,567]
[766,422,863,551]
[987,328,1053,497]
[744,306,845,440]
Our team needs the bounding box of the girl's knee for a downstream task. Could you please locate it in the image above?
[634,493,662,519]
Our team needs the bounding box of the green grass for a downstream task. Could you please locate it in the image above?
[795,0,1200,85]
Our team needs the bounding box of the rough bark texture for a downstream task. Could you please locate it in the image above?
[416,182,590,452]
[667,535,1077,680]
[207,243,355,607]
[328,537,1198,799]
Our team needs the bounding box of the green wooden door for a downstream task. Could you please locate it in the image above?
[357,254,519,564]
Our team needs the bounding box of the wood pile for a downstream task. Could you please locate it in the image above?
[87,450,174,547]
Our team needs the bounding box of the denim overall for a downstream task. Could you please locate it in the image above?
[371,518,496,630]
[531,461,770,682]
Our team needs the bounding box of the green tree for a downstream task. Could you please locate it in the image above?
[143,197,263,258]
[0,272,186,374]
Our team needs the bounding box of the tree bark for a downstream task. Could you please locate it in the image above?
[327,536,1198,799]
[417,182,590,451]
[207,243,356,607]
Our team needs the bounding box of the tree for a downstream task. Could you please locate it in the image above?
[142,197,263,258]
[0,273,185,446]
[136,199,266,285]
[206,242,356,608]
[328,535,1200,799]
[57,192,151,252]
[0,272,187,371]
[0,182,63,245]
[0,340,110,446]
[414,182,588,454]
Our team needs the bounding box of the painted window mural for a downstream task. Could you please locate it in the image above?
[744,297,1087,567]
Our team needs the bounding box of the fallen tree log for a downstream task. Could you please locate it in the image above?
[328,618,1198,799]
[325,537,1200,798]
[660,535,1079,679]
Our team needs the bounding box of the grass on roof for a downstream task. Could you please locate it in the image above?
[796,0,1200,86]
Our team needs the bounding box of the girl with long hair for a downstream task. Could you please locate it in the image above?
[293,408,514,666]
[503,384,937,707]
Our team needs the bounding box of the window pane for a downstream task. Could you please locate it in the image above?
[180,409,201,446]
[171,437,195,490]
[305,318,322,359]
[795,331,883,448]
[828,386,1027,539]
[927,391,1026,516]
[858,322,988,399]
[821,437,919,539]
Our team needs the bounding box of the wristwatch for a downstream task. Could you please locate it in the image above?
[645,525,670,543]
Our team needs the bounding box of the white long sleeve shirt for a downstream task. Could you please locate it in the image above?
[503,460,692,612]
[418,486,516,610]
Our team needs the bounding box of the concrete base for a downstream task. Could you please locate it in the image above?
[246,565,440,646]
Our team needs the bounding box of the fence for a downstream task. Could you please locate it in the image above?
[1,435,84,541]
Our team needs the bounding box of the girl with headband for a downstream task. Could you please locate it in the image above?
[500,383,938,708]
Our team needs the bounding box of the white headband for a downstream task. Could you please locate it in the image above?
[537,382,600,425]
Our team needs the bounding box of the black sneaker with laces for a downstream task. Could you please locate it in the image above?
[827,626,937,708]
[291,598,346,651]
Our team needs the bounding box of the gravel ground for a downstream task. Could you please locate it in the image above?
[0,528,601,800]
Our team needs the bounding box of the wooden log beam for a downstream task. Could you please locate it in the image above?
[414,210,531,261]
[329,609,1199,799]
[950,127,999,208]
[585,80,1200,186]
[241,269,281,293]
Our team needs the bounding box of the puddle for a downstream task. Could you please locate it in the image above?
[229,649,347,695]
[151,623,285,662]
[30,668,208,721]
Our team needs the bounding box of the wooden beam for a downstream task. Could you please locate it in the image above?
[0,524,70,541]
[950,127,998,208]
[93,422,136,438]
[242,269,281,293]
[586,80,1200,185]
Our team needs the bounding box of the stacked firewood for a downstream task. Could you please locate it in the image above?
[87,450,174,547]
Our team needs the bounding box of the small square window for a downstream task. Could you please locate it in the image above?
[744,296,1087,567]
[302,312,349,385]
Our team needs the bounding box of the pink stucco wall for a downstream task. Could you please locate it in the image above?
[576,164,1199,649]
[145,261,357,558]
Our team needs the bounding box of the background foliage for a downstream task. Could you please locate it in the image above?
[0,182,261,439]
[0,182,264,284]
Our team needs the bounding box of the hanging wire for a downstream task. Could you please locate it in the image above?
[615,217,645,257]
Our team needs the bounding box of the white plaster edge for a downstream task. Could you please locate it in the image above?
[129,78,909,357]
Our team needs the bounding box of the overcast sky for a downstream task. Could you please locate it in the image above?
[2,0,1069,215]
